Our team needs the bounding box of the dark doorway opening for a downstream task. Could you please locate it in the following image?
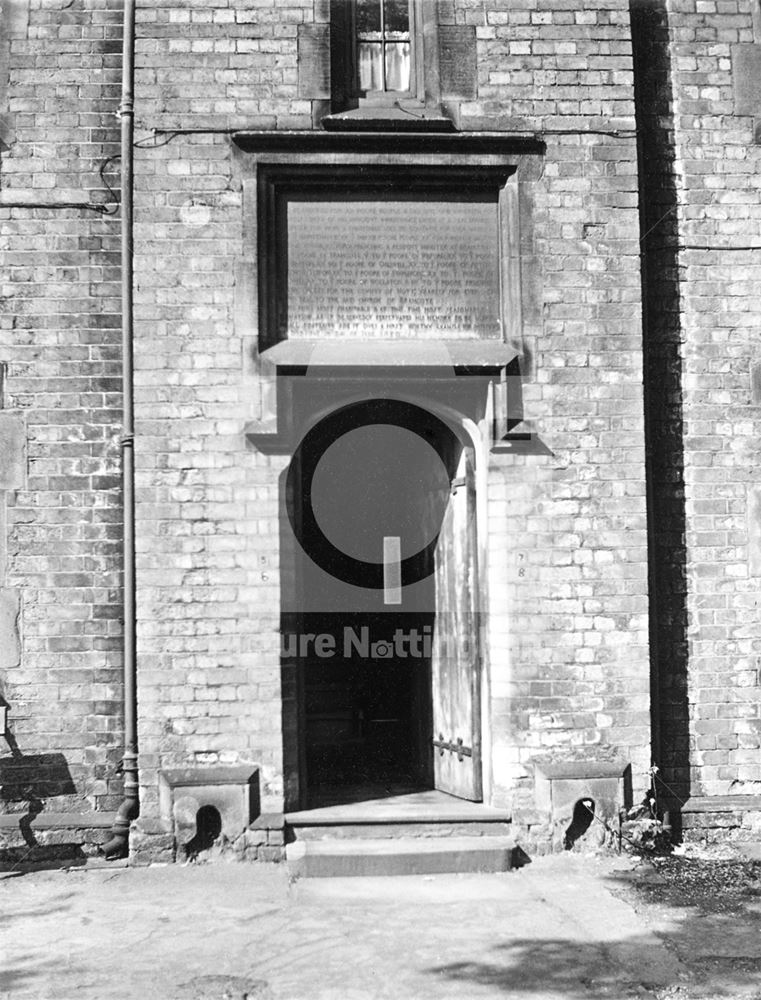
[281,397,481,811]
[300,611,434,807]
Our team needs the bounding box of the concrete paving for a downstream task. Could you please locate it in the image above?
[0,852,743,1000]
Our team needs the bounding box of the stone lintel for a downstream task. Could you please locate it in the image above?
[533,759,630,781]
[159,765,258,788]
[232,130,545,156]
[532,758,631,822]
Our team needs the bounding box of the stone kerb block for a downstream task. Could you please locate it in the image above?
[159,765,260,847]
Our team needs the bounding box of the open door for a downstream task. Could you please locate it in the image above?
[431,446,483,801]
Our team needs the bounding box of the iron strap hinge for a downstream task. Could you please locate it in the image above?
[432,734,473,761]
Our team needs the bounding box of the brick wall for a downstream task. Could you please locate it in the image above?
[129,0,651,831]
[4,0,760,852]
[662,0,761,799]
[131,128,284,819]
[0,0,124,820]
[0,0,656,850]
[487,130,651,813]
[454,0,651,806]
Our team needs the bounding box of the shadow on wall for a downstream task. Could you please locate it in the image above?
[630,0,691,817]
[563,798,595,850]
[183,805,223,860]
[0,714,85,867]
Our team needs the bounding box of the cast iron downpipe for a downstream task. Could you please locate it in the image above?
[103,0,138,859]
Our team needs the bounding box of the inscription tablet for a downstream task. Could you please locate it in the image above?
[287,196,501,339]
[439,26,478,100]
[297,25,330,100]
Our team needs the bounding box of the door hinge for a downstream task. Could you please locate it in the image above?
[432,734,473,761]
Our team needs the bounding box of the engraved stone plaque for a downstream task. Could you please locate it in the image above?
[439,26,478,101]
[287,196,501,339]
[297,24,331,99]
[732,44,761,116]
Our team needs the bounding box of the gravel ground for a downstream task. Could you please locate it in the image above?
[609,848,761,1000]
[635,855,761,913]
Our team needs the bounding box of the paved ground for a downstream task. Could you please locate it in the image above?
[1,852,760,1000]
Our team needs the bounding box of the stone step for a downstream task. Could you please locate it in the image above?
[288,819,512,840]
[286,835,516,878]
[285,793,512,843]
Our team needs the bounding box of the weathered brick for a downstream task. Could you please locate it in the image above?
[4,0,756,858]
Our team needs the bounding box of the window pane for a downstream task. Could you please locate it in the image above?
[356,0,381,33]
[384,0,409,33]
[359,42,383,91]
[385,42,410,91]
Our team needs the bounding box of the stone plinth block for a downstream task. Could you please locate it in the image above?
[159,765,260,845]
[533,759,632,833]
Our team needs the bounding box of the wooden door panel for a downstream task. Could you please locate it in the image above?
[431,448,482,800]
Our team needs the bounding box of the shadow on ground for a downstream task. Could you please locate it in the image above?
[3,858,761,999]
[426,857,761,999]
[0,898,76,995]
[429,937,665,997]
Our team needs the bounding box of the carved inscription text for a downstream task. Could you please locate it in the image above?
[286,197,501,339]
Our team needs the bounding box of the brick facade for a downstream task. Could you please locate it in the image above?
[1,0,759,862]
[666,0,761,808]
[0,0,124,858]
